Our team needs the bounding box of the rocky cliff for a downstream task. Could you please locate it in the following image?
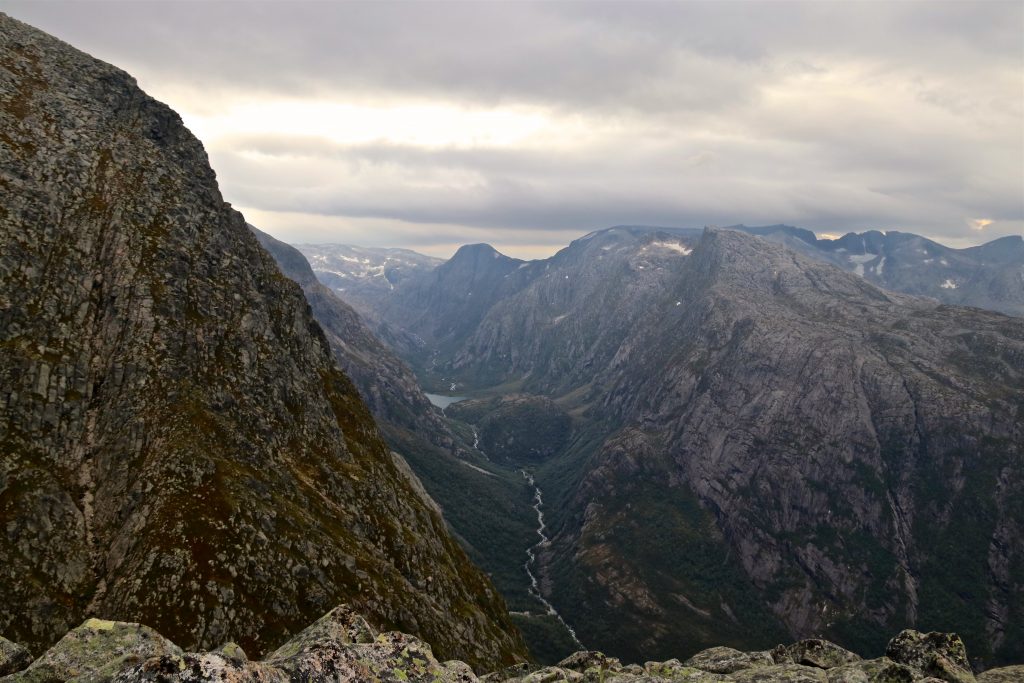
[0,13,525,669]
[248,226,459,452]
[549,229,1024,664]
[247,228,544,660]
[379,243,542,374]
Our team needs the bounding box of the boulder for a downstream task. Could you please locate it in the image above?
[521,667,582,682]
[643,658,732,680]
[557,651,623,674]
[111,611,466,682]
[479,662,532,681]
[977,665,1024,683]
[557,651,626,675]
[280,630,474,683]
[824,665,869,683]
[684,647,775,674]
[828,656,918,683]
[0,636,33,676]
[111,652,285,682]
[263,604,377,667]
[729,663,828,682]
[788,640,861,670]
[885,631,975,683]
[7,618,181,682]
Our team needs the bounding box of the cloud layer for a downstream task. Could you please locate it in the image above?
[6,0,1022,257]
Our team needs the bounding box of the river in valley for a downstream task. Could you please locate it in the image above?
[521,470,584,649]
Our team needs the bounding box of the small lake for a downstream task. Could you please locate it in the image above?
[424,393,468,409]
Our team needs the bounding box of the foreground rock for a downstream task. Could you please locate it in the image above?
[0,638,31,676]
[885,631,976,683]
[2,607,1014,682]
[10,619,181,682]
[977,666,1024,683]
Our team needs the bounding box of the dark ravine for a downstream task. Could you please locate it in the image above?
[249,226,569,664]
[0,12,525,670]
[0,603,1020,682]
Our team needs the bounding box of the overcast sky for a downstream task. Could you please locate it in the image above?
[5,1,1023,258]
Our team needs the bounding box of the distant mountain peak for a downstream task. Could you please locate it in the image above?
[451,243,519,263]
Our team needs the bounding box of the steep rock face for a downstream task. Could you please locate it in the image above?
[381,243,537,364]
[0,13,524,669]
[552,230,1024,664]
[248,226,458,451]
[450,228,700,394]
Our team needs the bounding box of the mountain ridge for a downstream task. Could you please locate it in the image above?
[303,224,1023,321]
[335,224,1023,666]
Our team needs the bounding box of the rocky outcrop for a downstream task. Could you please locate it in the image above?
[9,618,182,682]
[547,230,1023,664]
[885,631,975,683]
[0,638,31,677]
[977,665,1024,683]
[1,609,1011,683]
[0,12,525,669]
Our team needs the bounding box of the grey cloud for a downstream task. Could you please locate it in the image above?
[7,1,1019,114]
[3,0,1021,249]
[206,130,1021,242]
[208,140,992,241]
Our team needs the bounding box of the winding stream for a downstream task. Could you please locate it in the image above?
[521,470,584,649]
[471,428,490,460]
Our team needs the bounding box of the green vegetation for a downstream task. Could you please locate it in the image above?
[543,458,787,663]
[910,437,1017,664]
[448,395,572,466]
[381,425,538,610]
[510,614,580,665]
